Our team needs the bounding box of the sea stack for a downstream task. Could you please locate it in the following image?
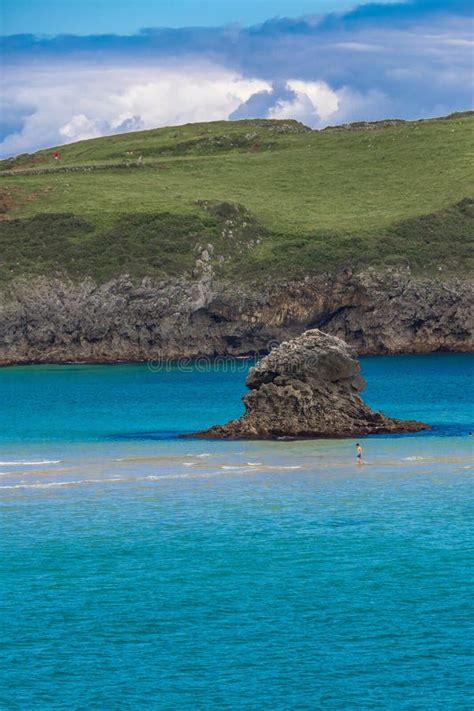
[190,329,429,439]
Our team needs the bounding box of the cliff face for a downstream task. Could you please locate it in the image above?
[0,267,472,364]
[189,329,428,439]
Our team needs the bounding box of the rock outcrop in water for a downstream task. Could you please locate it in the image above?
[190,329,429,439]
[0,267,472,364]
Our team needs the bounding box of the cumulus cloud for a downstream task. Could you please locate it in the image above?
[59,114,104,141]
[1,0,472,156]
[229,79,393,127]
[0,98,35,143]
[0,62,270,155]
[269,80,340,122]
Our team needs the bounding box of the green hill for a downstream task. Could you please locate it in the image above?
[1,113,473,282]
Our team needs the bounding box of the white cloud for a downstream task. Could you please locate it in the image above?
[331,86,393,124]
[0,61,270,156]
[439,38,474,47]
[59,114,103,141]
[267,79,391,127]
[269,79,340,123]
[331,41,384,51]
[3,64,391,155]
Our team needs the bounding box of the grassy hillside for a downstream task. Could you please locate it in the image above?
[0,113,473,282]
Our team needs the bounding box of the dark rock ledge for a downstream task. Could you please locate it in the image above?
[188,329,429,439]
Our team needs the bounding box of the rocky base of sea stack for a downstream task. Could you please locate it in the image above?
[189,329,429,440]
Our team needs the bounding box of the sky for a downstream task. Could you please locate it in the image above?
[1,0,373,34]
[1,0,473,157]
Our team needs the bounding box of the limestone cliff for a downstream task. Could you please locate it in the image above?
[0,267,472,364]
[188,329,429,439]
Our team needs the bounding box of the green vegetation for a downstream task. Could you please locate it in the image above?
[0,114,473,282]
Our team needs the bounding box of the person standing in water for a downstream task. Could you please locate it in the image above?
[356,443,363,464]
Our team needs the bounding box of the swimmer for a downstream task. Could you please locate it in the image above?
[356,443,363,464]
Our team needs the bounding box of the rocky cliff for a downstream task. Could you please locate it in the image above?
[0,267,472,364]
[188,329,429,439]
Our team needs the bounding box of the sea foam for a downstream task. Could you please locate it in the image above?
[0,460,62,466]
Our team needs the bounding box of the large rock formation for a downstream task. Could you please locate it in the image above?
[0,267,472,364]
[189,330,429,439]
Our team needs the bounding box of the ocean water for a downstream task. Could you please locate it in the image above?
[0,354,473,709]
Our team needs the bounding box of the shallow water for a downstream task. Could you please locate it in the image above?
[0,354,473,709]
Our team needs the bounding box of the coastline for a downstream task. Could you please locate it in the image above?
[0,347,472,368]
[1,267,472,365]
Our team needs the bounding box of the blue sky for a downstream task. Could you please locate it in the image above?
[1,0,473,156]
[1,0,380,35]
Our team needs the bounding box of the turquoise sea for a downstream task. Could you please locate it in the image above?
[0,354,473,709]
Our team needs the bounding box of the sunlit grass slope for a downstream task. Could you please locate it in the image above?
[0,114,472,282]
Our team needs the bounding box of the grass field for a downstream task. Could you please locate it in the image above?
[1,114,473,282]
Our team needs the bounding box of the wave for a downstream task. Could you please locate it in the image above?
[0,476,127,490]
[402,456,429,461]
[221,465,255,471]
[0,471,219,490]
[145,473,203,481]
[0,479,91,490]
[0,460,62,466]
[0,461,306,492]
[221,464,302,471]
[271,465,302,470]
[400,456,469,463]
